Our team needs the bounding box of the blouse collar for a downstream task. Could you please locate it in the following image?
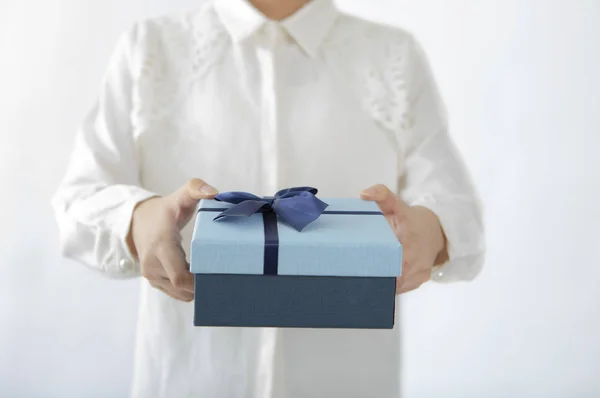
[213,0,339,58]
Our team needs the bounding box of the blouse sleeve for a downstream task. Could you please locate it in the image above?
[51,24,157,278]
[398,35,485,282]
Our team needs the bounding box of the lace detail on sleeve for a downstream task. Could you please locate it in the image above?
[131,5,230,129]
[363,35,412,134]
[191,7,230,79]
[322,19,412,144]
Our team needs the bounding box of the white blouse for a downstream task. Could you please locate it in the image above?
[52,0,485,397]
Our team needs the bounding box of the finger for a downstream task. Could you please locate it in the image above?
[141,256,193,300]
[140,254,165,281]
[360,184,407,215]
[155,240,195,294]
[398,281,421,295]
[174,178,219,212]
[395,276,404,294]
[397,270,431,294]
[150,279,194,302]
[156,276,194,301]
[401,249,418,273]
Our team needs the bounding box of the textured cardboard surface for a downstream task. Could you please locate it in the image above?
[191,198,402,277]
[194,274,396,329]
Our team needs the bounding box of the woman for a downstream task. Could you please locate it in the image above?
[52,0,485,396]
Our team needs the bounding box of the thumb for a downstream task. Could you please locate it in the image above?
[360,184,408,216]
[172,178,219,213]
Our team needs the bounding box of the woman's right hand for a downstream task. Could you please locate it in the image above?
[128,178,218,301]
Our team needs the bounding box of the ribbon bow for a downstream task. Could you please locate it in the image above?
[213,187,329,231]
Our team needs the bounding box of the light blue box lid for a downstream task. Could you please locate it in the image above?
[191,198,402,277]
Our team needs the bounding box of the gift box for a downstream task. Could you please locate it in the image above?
[190,188,402,329]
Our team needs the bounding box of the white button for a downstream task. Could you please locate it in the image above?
[437,271,444,278]
[119,258,134,271]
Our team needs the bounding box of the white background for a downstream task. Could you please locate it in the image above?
[1,0,599,397]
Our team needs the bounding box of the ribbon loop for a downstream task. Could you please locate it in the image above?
[214,187,329,231]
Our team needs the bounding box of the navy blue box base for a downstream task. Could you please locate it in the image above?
[194,274,396,329]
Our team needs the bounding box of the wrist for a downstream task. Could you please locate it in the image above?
[413,205,447,265]
[128,196,161,258]
[435,234,449,265]
[429,212,448,265]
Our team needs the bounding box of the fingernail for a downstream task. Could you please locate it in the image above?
[201,185,218,195]
[361,187,377,198]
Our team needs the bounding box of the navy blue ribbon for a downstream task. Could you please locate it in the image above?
[197,187,382,275]
[213,187,329,232]
[262,211,279,275]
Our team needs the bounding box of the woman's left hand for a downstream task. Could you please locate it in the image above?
[360,184,448,294]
